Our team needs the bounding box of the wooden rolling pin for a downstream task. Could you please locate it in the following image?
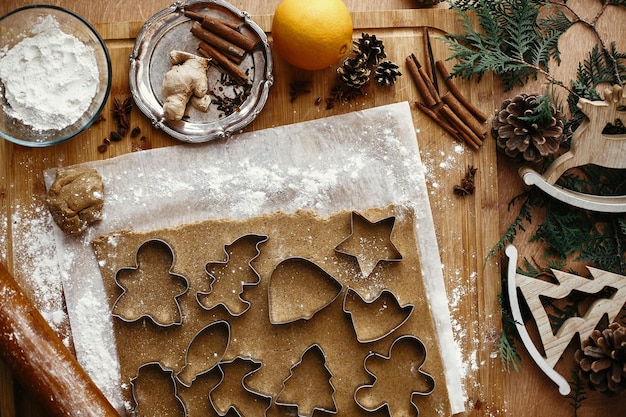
[0,262,120,417]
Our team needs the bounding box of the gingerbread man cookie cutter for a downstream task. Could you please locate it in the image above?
[112,238,189,327]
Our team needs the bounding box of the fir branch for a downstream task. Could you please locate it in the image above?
[497,292,522,373]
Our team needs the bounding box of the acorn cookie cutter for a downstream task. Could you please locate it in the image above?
[334,211,403,277]
[112,238,189,326]
[176,320,231,387]
[355,335,435,417]
[268,257,343,324]
[196,234,268,316]
[343,288,414,343]
[275,344,338,417]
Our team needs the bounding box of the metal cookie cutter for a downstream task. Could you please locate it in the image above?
[176,320,231,387]
[131,362,187,417]
[355,335,435,417]
[275,344,337,417]
[334,211,402,278]
[209,356,271,417]
[112,239,189,326]
[196,234,268,316]
[343,288,414,343]
[268,257,342,324]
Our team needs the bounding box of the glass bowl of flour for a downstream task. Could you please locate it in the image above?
[0,5,111,147]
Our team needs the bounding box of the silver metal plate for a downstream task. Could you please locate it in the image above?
[129,0,273,143]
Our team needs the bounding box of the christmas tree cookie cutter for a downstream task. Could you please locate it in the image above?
[505,245,626,395]
[520,84,626,213]
[196,234,268,316]
[275,344,337,417]
[112,239,189,326]
[354,335,435,417]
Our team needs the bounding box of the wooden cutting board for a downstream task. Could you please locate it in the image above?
[0,9,501,416]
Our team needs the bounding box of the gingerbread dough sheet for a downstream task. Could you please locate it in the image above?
[44,102,464,414]
[93,205,448,416]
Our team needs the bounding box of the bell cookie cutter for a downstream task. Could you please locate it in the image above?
[335,211,402,278]
[343,288,414,343]
[112,239,189,326]
[275,344,337,417]
[196,234,268,316]
[355,335,435,417]
[209,356,271,417]
[268,257,343,324]
[176,320,231,387]
[520,84,626,213]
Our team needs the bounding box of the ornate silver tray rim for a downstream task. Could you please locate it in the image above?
[129,0,273,143]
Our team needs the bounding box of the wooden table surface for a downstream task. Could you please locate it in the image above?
[1,1,625,417]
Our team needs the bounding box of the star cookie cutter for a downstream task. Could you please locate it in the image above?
[196,234,268,316]
[520,84,626,213]
[343,288,414,343]
[176,320,231,387]
[112,239,189,326]
[275,344,337,417]
[209,356,271,417]
[268,257,342,324]
[355,335,435,417]
[334,211,402,277]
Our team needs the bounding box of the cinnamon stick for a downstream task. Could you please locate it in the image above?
[411,54,440,104]
[439,104,482,150]
[436,60,489,122]
[191,22,246,61]
[406,55,437,108]
[441,91,487,139]
[198,41,248,85]
[184,10,241,30]
[201,17,257,52]
[415,102,463,142]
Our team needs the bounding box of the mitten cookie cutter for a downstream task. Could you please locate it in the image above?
[343,288,414,343]
[268,257,342,324]
[196,234,268,316]
[335,211,402,277]
[355,335,435,417]
[112,239,189,326]
[208,356,271,417]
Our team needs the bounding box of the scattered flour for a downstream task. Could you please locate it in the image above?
[0,15,99,131]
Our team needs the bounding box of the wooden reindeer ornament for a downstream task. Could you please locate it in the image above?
[520,84,626,212]
[506,245,626,395]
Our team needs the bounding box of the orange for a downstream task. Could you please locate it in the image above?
[271,0,353,71]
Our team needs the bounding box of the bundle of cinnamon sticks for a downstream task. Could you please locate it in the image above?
[406,53,488,151]
[184,8,259,85]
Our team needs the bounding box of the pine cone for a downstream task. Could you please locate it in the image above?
[353,33,386,67]
[337,56,371,89]
[574,322,626,393]
[374,60,402,86]
[414,0,442,6]
[492,93,565,163]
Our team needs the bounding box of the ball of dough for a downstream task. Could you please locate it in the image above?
[46,167,104,235]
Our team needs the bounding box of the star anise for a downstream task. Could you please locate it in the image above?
[112,96,133,136]
[453,165,478,196]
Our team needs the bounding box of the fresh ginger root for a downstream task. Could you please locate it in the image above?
[162,50,210,122]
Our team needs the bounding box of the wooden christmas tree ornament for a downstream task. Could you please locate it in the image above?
[520,84,626,213]
[505,245,626,395]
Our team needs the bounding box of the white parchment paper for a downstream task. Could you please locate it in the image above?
[45,102,465,414]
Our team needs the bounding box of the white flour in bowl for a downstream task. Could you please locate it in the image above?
[0,15,99,131]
